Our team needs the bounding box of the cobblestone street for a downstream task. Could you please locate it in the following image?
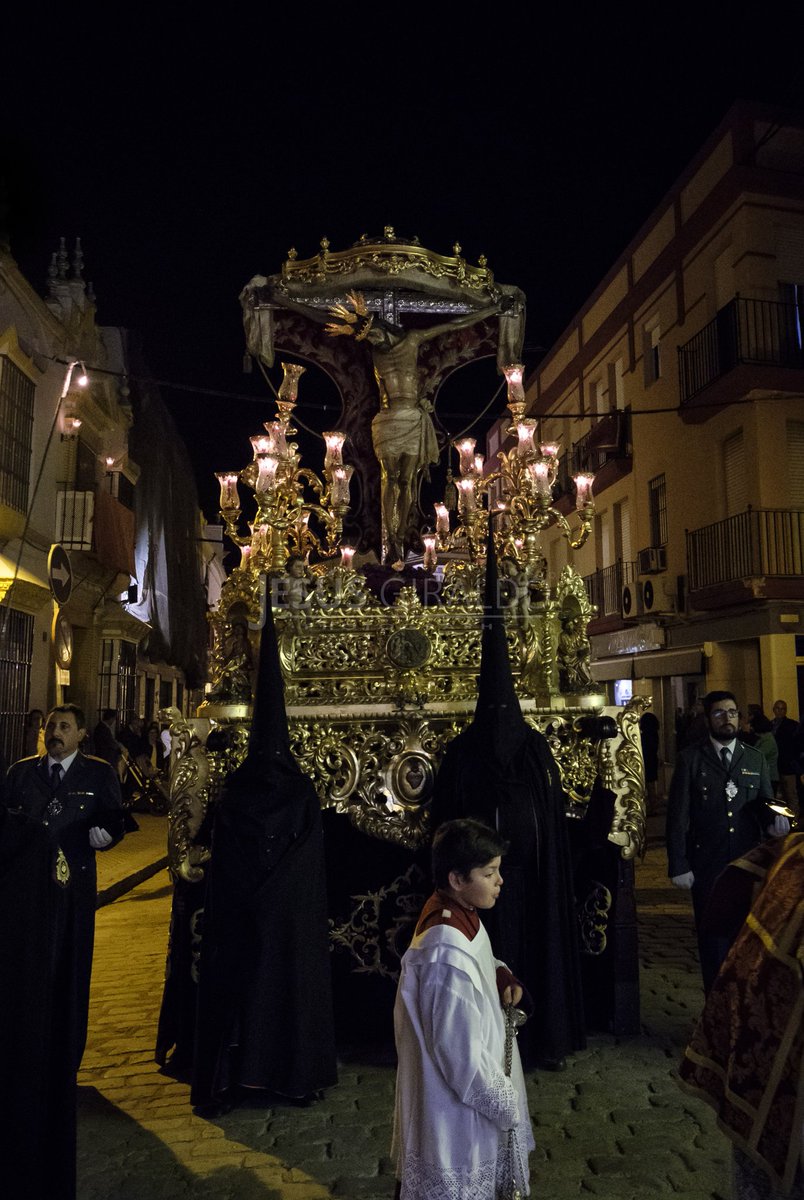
[76,812,728,1199]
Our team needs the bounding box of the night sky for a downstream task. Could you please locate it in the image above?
[4,14,803,520]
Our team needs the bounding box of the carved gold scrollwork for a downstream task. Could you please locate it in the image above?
[289,716,464,849]
[165,711,213,884]
[578,881,613,956]
[607,695,649,860]
[329,863,427,980]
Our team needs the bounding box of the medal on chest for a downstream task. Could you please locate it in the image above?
[725,780,738,801]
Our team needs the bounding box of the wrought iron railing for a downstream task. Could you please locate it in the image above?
[583,560,637,616]
[56,486,94,550]
[687,508,804,590]
[556,410,632,497]
[678,297,804,403]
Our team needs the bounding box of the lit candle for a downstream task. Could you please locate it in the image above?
[516,419,537,458]
[215,472,240,510]
[422,533,437,572]
[331,464,353,507]
[453,437,477,476]
[434,502,450,536]
[265,420,287,457]
[540,440,560,460]
[250,433,273,458]
[457,476,476,513]
[528,461,552,498]
[323,431,346,470]
[503,362,525,409]
[255,454,279,494]
[473,453,485,476]
[573,473,595,509]
[340,545,356,569]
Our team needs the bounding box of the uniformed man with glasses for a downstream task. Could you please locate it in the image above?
[666,689,790,991]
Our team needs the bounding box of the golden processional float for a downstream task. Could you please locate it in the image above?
[166,230,647,1036]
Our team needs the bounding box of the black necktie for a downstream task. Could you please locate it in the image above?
[50,762,63,791]
[720,747,731,769]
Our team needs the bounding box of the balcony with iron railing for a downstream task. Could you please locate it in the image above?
[583,559,638,628]
[56,484,136,578]
[555,409,632,508]
[686,507,804,608]
[678,296,804,421]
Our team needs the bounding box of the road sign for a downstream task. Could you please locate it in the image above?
[48,544,73,605]
[52,611,74,667]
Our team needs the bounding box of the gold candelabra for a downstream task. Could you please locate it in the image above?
[215,362,352,574]
[430,363,595,583]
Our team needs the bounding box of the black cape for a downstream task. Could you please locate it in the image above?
[191,595,337,1107]
[430,531,586,1066]
[0,807,76,1199]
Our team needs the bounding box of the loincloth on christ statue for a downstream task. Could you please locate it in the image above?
[371,405,439,471]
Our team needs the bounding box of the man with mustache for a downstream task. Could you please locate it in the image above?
[4,703,125,1071]
[666,690,788,992]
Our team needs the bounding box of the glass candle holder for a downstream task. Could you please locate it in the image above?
[453,437,477,477]
[573,473,595,509]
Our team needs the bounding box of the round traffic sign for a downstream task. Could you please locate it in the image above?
[48,544,73,605]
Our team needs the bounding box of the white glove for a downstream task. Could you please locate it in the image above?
[89,826,114,849]
[671,871,695,889]
[767,815,791,838]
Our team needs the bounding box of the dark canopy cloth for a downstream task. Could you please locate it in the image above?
[430,531,586,1067]
[191,594,337,1108]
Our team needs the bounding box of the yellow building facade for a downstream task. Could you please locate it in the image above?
[0,240,199,765]
[518,102,804,775]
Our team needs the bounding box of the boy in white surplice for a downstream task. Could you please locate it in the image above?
[392,819,533,1200]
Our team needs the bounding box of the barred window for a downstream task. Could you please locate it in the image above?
[97,638,138,724]
[648,474,668,546]
[0,356,35,513]
[0,606,34,765]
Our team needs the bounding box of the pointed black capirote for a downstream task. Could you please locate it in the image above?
[247,582,291,758]
[473,525,528,759]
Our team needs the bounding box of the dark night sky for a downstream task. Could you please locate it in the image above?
[4,13,804,520]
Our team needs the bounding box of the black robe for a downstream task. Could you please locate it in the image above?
[4,752,125,1072]
[431,722,587,1066]
[191,752,337,1107]
[0,807,76,1200]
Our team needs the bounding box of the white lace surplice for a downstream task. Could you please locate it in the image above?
[392,920,534,1200]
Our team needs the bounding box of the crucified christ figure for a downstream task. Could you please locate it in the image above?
[326,292,507,561]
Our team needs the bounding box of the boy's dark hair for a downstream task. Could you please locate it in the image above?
[703,690,738,717]
[431,819,508,888]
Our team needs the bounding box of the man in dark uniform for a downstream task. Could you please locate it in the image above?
[666,689,788,991]
[4,702,125,1070]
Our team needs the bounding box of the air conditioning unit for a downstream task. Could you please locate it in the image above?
[641,577,676,615]
[621,581,644,619]
[637,546,667,575]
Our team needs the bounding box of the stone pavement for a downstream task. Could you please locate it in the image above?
[76,809,730,1200]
